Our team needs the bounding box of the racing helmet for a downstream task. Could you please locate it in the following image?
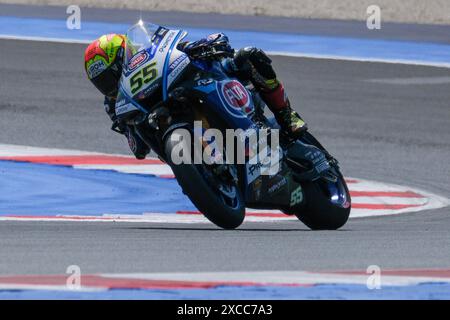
[84,34,126,98]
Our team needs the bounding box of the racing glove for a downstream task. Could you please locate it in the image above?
[104,97,150,159]
[178,33,234,60]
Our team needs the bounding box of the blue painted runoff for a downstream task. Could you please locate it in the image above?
[0,282,449,300]
[1,16,450,64]
[0,160,196,216]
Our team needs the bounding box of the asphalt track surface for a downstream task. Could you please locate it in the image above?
[0,13,450,275]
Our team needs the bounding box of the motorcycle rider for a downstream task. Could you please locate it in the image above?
[84,32,307,160]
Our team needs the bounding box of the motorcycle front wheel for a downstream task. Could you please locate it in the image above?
[164,130,245,229]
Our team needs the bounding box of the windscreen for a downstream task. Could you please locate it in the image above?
[124,21,160,66]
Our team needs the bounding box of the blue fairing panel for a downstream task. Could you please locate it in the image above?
[194,79,256,131]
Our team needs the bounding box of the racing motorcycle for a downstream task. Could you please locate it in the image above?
[114,21,351,229]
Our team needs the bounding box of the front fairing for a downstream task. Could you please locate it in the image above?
[116,21,190,118]
[187,63,286,201]
[189,61,257,130]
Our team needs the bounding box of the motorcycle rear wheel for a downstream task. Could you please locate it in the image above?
[294,169,351,230]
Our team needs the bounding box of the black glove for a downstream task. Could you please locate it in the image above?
[181,33,234,60]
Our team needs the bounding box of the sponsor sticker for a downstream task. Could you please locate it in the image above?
[247,161,263,184]
[197,79,213,86]
[168,56,190,85]
[88,60,107,79]
[268,176,287,194]
[159,30,176,53]
[207,33,220,41]
[218,80,254,117]
[157,27,169,37]
[115,99,127,107]
[222,80,250,109]
[127,51,149,72]
[290,186,303,206]
[115,103,138,115]
[137,81,161,100]
[169,54,188,71]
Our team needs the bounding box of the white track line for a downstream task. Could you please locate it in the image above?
[268,51,450,69]
[74,164,174,176]
[1,270,449,292]
[0,143,129,157]
[0,34,92,44]
[102,270,450,287]
[1,144,448,223]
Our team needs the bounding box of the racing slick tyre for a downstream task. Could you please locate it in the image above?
[295,168,351,230]
[164,130,245,229]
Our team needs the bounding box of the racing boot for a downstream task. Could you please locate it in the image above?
[259,81,307,138]
[232,47,307,138]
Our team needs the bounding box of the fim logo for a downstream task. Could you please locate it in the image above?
[66,5,81,30]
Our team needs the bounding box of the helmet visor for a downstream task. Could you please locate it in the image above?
[91,66,121,97]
